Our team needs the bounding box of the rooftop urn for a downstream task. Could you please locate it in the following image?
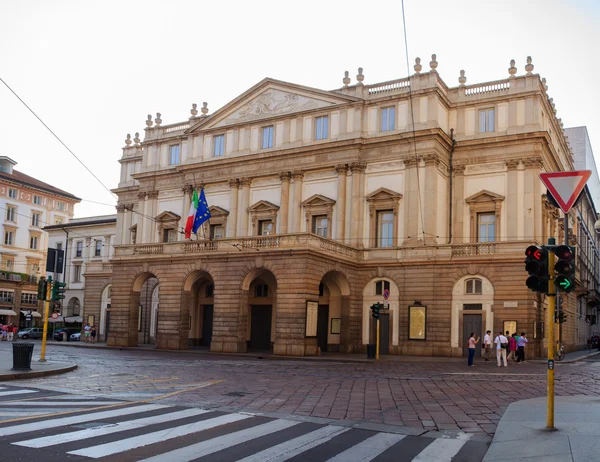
[356,67,364,85]
[154,113,162,126]
[342,71,351,87]
[458,70,467,86]
[201,102,209,116]
[125,134,132,146]
[133,133,141,145]
[429,54,438,71]
[146,114,153,127]
[508,59,517,77]
[414,57,422,74]
[525,56,534,75]
[190,103,198,117]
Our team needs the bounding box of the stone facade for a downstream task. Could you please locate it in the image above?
[103,55,599,357]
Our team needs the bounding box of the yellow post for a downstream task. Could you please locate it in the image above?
[547,251,555,430]
[39,277,52,363]
[376,318,380,360]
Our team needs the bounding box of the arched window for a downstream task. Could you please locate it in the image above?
[465,278,482,295]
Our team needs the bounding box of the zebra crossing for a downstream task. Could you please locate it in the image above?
[0,385,489,461]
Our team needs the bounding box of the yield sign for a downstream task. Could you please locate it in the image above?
[539,170,591,213]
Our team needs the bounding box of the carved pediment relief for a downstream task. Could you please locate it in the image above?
[247,200,280,213]
[209,206,229,217]
[366,187,403,202]
[301,194,336,207]
[465,190,505,204]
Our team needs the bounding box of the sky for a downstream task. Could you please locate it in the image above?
[1,0,599,219]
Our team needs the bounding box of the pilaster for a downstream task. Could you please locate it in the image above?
[278,172,291,234]
[227,179,239,237]
[335,165,347,241]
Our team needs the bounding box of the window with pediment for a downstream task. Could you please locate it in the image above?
[366,188,402,248]
[248,201,279,237]
[465,190,504,243]
[200,206,229,239]
[301,194,336,239]
[155,211,181,243]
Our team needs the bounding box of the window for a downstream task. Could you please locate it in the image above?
[74,265,82,282]
[31,212,41,227]
[477,213,496,243]
[5,206,15,222]
[4,231,13,246]
[261,126,274,149]
[76,241,83,257]
[29,235,38,250]
[311,215,328,237]
[8,188,17,199]
[57,201,66,211]
[255,284,269,297]
[210,224,224,239]
[33,195,42,205]
[0,291,14,304]
[94,240,102,257]
[169,145,180,165]
[479,108,495,133]
[27,261,39,276]
[213,135,225,157]
[258,220,273,236]
[315,116,328,140]
[465,278,483,294]
[2,258,14,271]
[55,217,63,225]
[21,293,37,305]
[376,210,394,248]
[375,280,391,296]
[162,228,176,243]
[205,284,214,298]
[381,107,396,132]
[56,242,63,251]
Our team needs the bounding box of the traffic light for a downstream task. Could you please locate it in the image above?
[51,281,67,301]
[37,278,47,301]
[371,302,381,319]
[555,307,568,324]
[553,245,575,293]
[525,245,549,293]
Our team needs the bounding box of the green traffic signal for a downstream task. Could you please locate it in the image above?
[371,303,380,319]
[51,281,67,301]
[553,245,575,293]
[555,275,572,291]
[37,278,47,301]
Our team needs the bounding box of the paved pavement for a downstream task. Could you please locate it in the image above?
[0,341,76,380]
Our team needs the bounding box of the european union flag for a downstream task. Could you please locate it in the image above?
[192,188,211,234]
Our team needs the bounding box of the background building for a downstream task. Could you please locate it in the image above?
[103,56,597,357]
[0,156,79,327]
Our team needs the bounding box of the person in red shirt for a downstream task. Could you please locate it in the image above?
[11,324,18,341]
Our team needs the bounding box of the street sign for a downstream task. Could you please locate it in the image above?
[51,312,58,319]
[383,289,390,300]
[539,170,591,214]
[383,301,389,310]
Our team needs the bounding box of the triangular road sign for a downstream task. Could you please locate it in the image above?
[540,170,591,213]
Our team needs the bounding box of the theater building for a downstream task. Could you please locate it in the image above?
[105,55,592,357]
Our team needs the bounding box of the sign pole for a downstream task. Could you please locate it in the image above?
[39,276,52,362]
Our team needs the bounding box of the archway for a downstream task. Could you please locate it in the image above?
[451,275,495,357]
[183,270,215,348]
[318,271,351,353]
[362,277,401,355]
[132,273,159,345]
[65,297,81,317]
[100,285,112,342]
[243,268,277,351]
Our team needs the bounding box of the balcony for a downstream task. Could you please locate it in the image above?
[0,271,38,284]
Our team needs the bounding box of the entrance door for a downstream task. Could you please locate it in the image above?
[105,311,110,342]
[202,304,213,347]
[317,305,329,353]
[463,314,482,357]
[250,305,272,350]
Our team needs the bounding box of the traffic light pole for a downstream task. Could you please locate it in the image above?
[39,276,52,363]
[547,245,556,430]
[376,319,380,360]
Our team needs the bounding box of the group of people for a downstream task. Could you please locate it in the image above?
[0,323,18,341]
[468,330,528,367]
[83,323,97,343]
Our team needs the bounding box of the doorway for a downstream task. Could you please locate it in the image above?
[463,314,482,357]
[317,305,329,353]
[250,305,272,350]
[202,305,213,347]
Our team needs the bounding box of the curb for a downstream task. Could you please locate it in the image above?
[530,350,600,364]
[0,363,77,381]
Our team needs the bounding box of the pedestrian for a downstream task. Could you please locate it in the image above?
[494,330,508,367]
[483,330,492,361]
[516,332,528,363]
[1,324,7,341]
[507,333,518,361]
[84,323,91,343]
[91,325,97,344]
[7,324,13,341]
[11,324,17,341]
[468,332,480,366]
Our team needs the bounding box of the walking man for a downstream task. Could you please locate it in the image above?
[494,330,508,367]
[483,330,492,361]
[517,332,528,363]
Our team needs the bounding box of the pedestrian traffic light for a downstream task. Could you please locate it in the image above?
[37,278,47,301]
[371,302,381,319]
[525,245,549,293]
[51,281,67,301]
[553,245,575,293]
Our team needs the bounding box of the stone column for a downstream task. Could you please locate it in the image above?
[451,165,466,243]
[66,238,73,284]
[291,171,304,232]
[227,179,239,238]
[335,165,347,241]
[279,172,291,234]
[146,191,159,242]
[506,160,519,243]
[422,154,440,245]
[238,178,251,237]
[350,162,366,246]
[103,235,112,260]
[115,205,126,246]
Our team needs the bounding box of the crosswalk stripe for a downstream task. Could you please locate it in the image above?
[326,432,406,462]
[137,418,301,462]
[236,425,350,462]
[0,390,38,397]
[3,401,122,406]
[0,404,166,437]
[14,408,211,448]
[67,412,254,459]
[412,436,470,461]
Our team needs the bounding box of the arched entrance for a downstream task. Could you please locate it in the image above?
[451,275,494,356]
[133,273,159,345]
[363,277,400,355]
[100,285,111,342]
[183,270,215,348]
[318,271,351,353]
[243,269,277,351]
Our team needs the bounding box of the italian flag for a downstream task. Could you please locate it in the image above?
[184,189,198,238]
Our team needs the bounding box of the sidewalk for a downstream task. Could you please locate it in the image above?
[0,343,77,381]
[532,347,600,364]
[483,395,600,462]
